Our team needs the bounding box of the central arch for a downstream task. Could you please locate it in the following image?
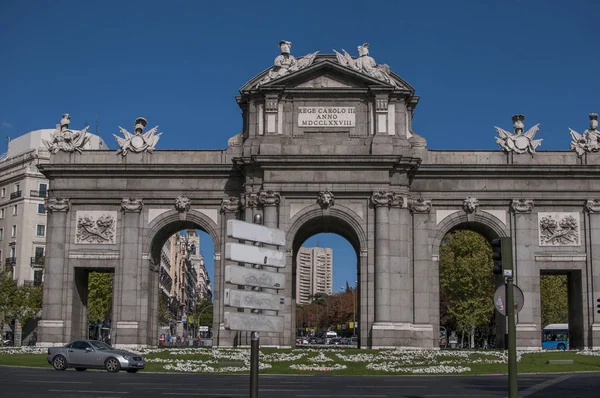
[286,205,368,347]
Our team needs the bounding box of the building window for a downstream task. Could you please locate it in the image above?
[12,205,17,215]
[0,188,4,197]
[14,183,20,193]
[37,203,45,214]
[9,246,15,257]
[39,183,47,195]
[0,228,3,240]
[11,225,16,238]
[0,208,4,218]
[35,247,44,258]
[36,224,46,237]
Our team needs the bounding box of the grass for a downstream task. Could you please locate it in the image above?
[2,348,600,375]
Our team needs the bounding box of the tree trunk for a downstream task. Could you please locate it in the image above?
[470,326,475,349]
[460,331,464,348]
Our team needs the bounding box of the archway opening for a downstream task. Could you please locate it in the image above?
[149,222,214,347]
[438,224,504,349]
[292,215,361,347]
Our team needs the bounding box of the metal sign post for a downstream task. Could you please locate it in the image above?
[224,216,286,398]
[500,237,518,398]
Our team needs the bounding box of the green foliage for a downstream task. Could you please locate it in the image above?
[0,273,43,325]
[87,272,113,323]
[0,273,17,323]
[439,230,495,333]
[194,297,213,326]
[540,274,568,327]
[158,295,171,326]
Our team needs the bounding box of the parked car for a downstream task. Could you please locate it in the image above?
[46,340,145,373]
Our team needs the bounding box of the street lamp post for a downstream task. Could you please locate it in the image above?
[352,281,357,337]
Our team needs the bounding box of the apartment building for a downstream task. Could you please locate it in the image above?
[295,246,333,304]
[0,128,106,285]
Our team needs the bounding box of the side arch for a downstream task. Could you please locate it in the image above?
[143,209,221,263]
[432,211,509,254]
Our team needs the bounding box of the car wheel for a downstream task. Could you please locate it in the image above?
[52,355,68,371]
[75,368,87,371]
[105,357,121,373]
[126,369,139,374]
[557,343,566,351]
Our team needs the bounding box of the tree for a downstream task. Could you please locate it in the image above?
[158,295,171,327]
[540,274,568,327]
[194,297,213,327]
[87,272,113,324]
[9,282,43,326]
[439,230,495,347]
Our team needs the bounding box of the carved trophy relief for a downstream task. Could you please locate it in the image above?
[43,114,90,154]
[570,113,599,157]
[76,211,117,244]
[114,117,162,156]
[495,115,542,155]
[538,212,581,246]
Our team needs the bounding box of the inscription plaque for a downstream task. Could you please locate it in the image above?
[298,106,355,127]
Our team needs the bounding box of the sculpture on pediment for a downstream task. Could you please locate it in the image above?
[334,43,398,88]
[570,113,600,157]
[43,114,90,154]
[175,195,191,213]
[462,196,479,214]
[257,41,319,86]
[317,191,335,209]
[495,115,542,155]
[114,117,161,156]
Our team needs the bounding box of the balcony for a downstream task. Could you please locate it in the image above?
[5,257,16,265]
[30,190,48,198]
[10,191,21,200]
[31,256,45,268]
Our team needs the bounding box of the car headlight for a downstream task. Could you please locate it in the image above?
[122,355,133,361]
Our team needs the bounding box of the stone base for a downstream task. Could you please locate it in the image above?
[516,323,541,351]
[590,324,600,349]
[371,322,436,349]
[37,320,65,346]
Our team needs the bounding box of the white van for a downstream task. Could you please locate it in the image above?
[325,331,337,338]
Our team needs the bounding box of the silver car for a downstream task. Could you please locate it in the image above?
[46,340,145,373]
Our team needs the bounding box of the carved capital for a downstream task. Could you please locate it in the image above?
[586,199,600,213]
[258,190,280,207]
[317,191,335,209]
[121,198,143,212]
[45,197,70,213]
[243,192,259,209]
[462,196,479,214]
[371,191,392,207]
[390,193,405,208]
[408,198,432,214]
[221,197,241,214]
[174,195,191,213]
[511,199,534,213]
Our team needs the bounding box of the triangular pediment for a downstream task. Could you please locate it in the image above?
[240,57,413,93]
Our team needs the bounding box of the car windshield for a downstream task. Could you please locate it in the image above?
[88,341,112,350]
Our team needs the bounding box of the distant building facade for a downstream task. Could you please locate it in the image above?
[296,247,333,304]
[0,127,106,285]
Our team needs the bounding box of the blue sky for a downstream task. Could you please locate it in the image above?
[1,0,598,292]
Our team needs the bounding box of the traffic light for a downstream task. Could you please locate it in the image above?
[491,238,503,274]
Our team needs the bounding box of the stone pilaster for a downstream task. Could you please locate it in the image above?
[389,194,412,325]
[409,198,434,348]
[217,196,240,346]
[113,198,144,347]
[371,191,392,323]
[586,199,600,347]
[510,199,539,350]
[38,198,70,346]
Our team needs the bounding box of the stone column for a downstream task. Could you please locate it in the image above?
[38,198,70,346]
[510,199,539,350]
[409,198,434,348]
[114,198,144,347]
[389,193,413,325]
[371,191,392,323]
[586,199,600,347]
[218,196,240,346]
[258,190,282,346]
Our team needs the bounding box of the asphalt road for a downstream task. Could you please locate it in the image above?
[1,366,599,398]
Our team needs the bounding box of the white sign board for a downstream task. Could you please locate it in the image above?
[225,265,285,289]
[298,107,356,127]
[225,242,286,268]
[198,326,209,332]
[224,312,285,333]
[227,220,286,246]
[224,289,285,312]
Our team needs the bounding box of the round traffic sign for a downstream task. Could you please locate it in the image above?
[494,284,525,315]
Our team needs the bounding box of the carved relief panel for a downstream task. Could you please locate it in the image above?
[75,211,117,244]
[538,212,580,247]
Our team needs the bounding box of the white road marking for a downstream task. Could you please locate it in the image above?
[510,374,572,398]
[48,390,128,394]
[26,380,92,384]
